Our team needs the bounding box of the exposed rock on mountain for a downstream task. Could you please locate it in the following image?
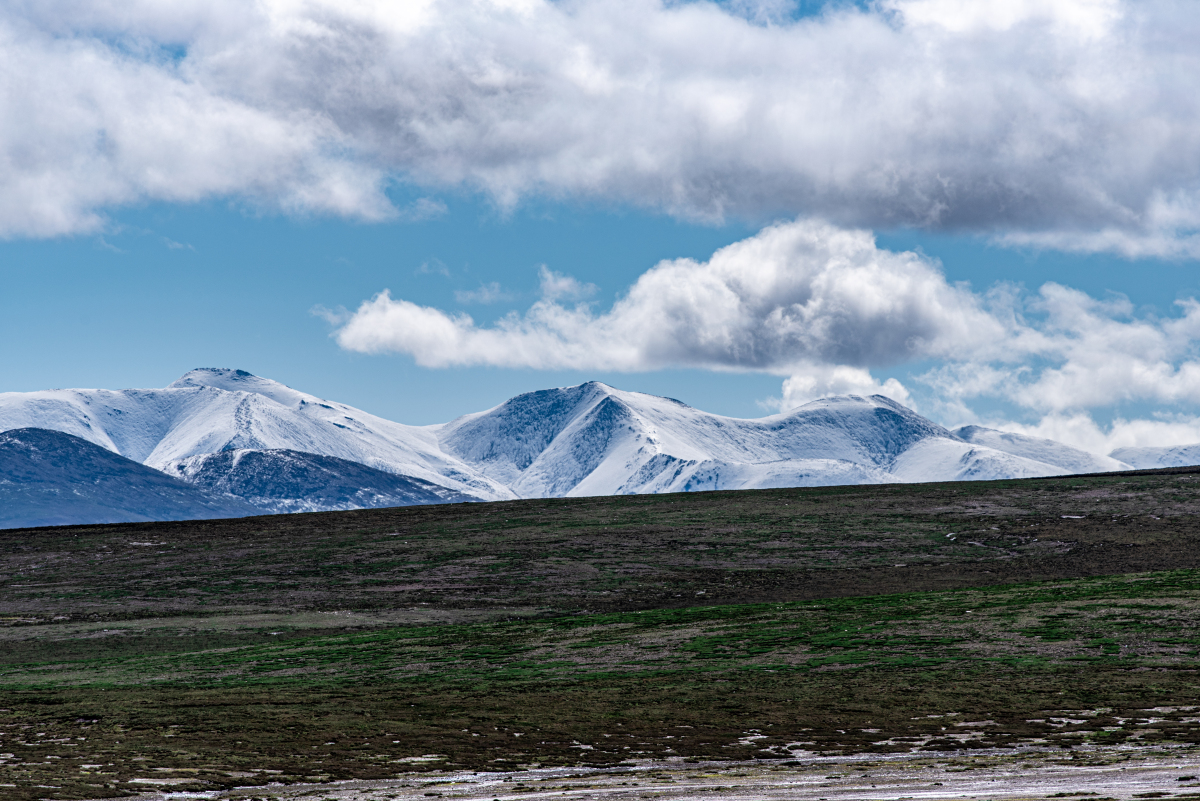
[166,448,479,514]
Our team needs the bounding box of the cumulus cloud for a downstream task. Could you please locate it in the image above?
[980,412,1200,459]
[0,9,398,237]
[2,0,1200,250]
[334,219,998,371]
[995,194,1200,259]
[778,365,914,410]
[334,216,1200,447]
[886,0,1121,38]
[920,286,1200,414]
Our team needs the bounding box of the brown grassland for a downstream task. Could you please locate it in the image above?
[2,468,1200,799]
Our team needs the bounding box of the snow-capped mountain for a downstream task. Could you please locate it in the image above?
[0,428,258,528]
[440,383,1088,496]
[954,425,1131,475]
[1109,444,1200,470]
[168,448,478,514]
[0,369,1160,525]
[0,368,513,501]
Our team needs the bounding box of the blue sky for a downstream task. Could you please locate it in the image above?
[0,195,765,421]
[3,0,1200,455]
[3,193,1191,429]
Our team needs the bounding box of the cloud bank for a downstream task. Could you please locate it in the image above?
[3,0,1200,252]
[335,220,999,372]
[333,216,1200,452]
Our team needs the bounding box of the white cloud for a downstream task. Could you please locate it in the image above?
[974,413,1200,459]
[886,0,1121,38]
[334,218,998,371]
[919,286,1200,414]
[454,282,513,304]
[416,260,451,277]
[0,10,392,237]
[1,0,1200,251]
[538,266,596,302]
[995,193,1200,259]
[309,303,350,326]
[777,365,913,411]
[335,216,1200,449]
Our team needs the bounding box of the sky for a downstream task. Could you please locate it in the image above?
[2,0,1200,456]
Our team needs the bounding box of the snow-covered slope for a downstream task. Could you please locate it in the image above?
[954,425,1132,475]
[439,382,1088,496]
[0,368,513,501]
[888,438,1068,482]
[0,428,258,529]
[168,448,479,514]
[1109,444,1200,469]
[0,371,1134,513]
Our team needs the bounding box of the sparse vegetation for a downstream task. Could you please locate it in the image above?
[3,470,1200,799]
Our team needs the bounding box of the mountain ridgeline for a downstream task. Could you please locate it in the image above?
[0,428,258,528]
[0,367,1195,528]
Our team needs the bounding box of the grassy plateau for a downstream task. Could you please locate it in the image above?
[3,468,1200,799]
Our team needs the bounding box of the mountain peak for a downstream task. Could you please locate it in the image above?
[171,367,261,387]
[787,393,917,416]
[571,380,692,410]
[168,368,307,408]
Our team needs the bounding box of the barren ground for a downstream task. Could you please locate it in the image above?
[100,746,1200,801]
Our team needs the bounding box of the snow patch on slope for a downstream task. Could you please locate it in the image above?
[955,425,1131,474]
[1109,444,1200,469]
[890,438,1069,483]
[631,457,891,494]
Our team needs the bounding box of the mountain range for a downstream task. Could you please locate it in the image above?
[1,367,1196,528]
